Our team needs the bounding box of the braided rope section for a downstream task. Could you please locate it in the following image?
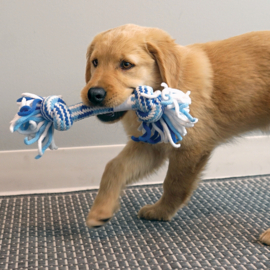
[10,83,197,159]
[131,86,164,123]
[40,96,74,131]
[130,83,197,147]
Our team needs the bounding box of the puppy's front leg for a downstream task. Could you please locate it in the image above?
[138,147,211,221]
[86,141,167,228]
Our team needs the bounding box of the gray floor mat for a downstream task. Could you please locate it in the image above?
[0,175,270,269]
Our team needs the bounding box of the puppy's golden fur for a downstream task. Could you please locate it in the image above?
[81,24,270,244]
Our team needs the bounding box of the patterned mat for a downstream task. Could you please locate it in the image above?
[0,175,270,270]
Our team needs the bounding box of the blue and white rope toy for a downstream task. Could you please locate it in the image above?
[10,83,198,159]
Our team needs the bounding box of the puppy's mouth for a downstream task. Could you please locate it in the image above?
[96,87,135,123]
[97,111,126,123]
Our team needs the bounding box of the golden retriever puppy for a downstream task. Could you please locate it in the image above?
[81,24,270,245]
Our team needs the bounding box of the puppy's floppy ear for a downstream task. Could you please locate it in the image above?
[146,33,181,88]
[85,44,94,83]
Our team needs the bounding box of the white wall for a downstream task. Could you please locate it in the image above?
[1,135,270,195]
[1,0,270,151]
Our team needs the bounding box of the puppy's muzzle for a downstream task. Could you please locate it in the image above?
[87,86,126,122]
[88,87,106,105]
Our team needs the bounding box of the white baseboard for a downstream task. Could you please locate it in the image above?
[1,135,270,195]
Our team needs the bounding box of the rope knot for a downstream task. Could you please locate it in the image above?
[41,96,73,131]
[132,86,164,123]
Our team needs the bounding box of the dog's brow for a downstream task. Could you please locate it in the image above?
[122,55,140,64]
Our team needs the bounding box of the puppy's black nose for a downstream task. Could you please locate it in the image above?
[87,87,106,105]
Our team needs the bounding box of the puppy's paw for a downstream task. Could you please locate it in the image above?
[86,213,112,228]
[259,228,270,245]
[138,203,173,221]
[86,201,120,228]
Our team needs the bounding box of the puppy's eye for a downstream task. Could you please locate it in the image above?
[92,59,98,67]
[120,61,134,70]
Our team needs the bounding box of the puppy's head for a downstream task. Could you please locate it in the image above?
[81,24,181,123]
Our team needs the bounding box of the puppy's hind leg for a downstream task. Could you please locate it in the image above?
[260,229,270,245]
[138,147,211,221]
[86,141,168,228]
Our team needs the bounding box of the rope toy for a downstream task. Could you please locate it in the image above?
[10,83,198,159]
